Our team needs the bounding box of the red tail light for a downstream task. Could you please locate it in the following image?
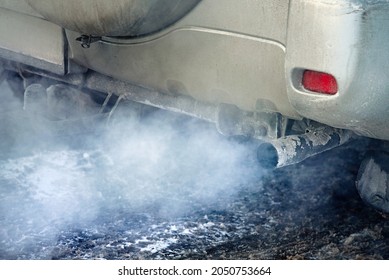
[302,70,338,95]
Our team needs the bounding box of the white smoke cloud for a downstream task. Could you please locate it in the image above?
[0,79,264,259]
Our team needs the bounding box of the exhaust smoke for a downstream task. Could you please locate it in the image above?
[0,79,264,259]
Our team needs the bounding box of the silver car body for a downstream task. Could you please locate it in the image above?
[0,0,388,141]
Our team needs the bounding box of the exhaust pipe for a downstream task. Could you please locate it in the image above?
[257,125,354,169]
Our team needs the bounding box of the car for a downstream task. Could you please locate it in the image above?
[0,0,388,213]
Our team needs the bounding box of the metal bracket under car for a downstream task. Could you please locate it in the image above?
[75,35,102,49]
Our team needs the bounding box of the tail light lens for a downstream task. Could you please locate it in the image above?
[302,70,338,95]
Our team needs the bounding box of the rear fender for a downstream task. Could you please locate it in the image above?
[286,0,389,140]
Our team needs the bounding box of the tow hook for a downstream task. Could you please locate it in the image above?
[256,125,354,169]
[356,151,389,213]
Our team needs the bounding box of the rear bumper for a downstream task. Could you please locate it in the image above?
[0,0,388,141]
[286,0,389,140]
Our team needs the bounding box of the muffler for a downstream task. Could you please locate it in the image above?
[257,125,354,169]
